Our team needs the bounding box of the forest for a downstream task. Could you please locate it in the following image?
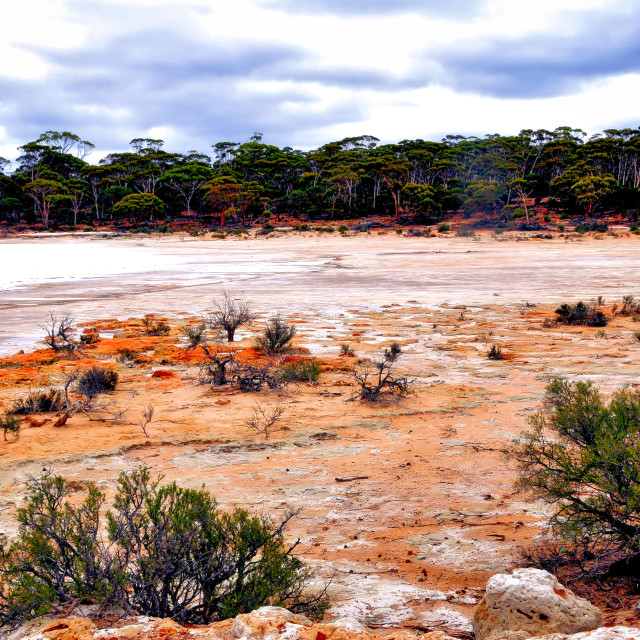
[1,127,639,230]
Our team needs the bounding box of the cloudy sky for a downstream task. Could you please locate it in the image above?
[1,0,639,164]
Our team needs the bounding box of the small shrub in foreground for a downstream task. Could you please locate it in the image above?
[1,413,20,441]
[513,379,640,575]
[0,468,328,631]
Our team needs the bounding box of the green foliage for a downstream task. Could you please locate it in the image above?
[279,360,321,383]
[1,412,20,441]
[143,316,171,336]
[255,315,296,355]
[113,193,165,222]
[555,301,607,327]
[0,468,327,631]
[77,367,118,401]
[437,223,450,233]
[513,379,640,565]
[10,389,65,415]
[339,343,355,356]
[487,344,504,360]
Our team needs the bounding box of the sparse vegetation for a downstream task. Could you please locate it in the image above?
[139,405,154,436]
[339,343,355,356]
[77,367,118,401]
[351,342,413,402]
[40,313,75,352]
[143,315,171,336]
[208,292,256,342]
[180,321,207,350]
[487,344,504,360]
[10,389,65,415]
[255,315,296,355]
[0,468,327,631]
[555,301,608,327]
[278,360,320,384]
[244,402,285,439]
[1,413,20,441]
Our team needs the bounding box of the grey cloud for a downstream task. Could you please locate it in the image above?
[0,31,367,157]
[431,10,640,98]
[261,0,486,18]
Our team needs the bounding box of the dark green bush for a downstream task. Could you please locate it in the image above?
[437,223,450,233]
[255,315,296,355]
[10,389,65,415]
[513,379,640,571]
[279,360,320,383]
[555,301,607,327]
[1,413,20,441]
[77,367,118,401]
[0,468,327,631]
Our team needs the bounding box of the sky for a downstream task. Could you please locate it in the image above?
[1,0,639,165]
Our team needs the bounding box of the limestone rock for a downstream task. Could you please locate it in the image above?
[473,568,603,640]
[535,627,640,640]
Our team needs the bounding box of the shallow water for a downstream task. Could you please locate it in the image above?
[1,234,639,355]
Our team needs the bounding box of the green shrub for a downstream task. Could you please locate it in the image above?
[10,389,65,415]
[0,468,327,631]
[255,315,296,355]
[487,344,504,360]
[77,367,118,401]
[294,224,310,231]
[339,343,355,356]
[437,223,450,233]
[1,412,20,441]
[555,301,607,327]
[279,360,320,383]
[338,225,348,233]
[143,316,171,336]
[513,379,640,571]
[79,332,101,345]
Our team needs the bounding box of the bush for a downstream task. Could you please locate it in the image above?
[487,344,504,360]
[279,360,320,383]
[143,315,170,336]
[10,389,65,415]
[1,413,20,441]
[351,342,412,402]
[555,301,607,327]
[513,379,640,572]
[0,468,327,631]
[437,223,450,233]
[77,367,118,401]
[255,315,296,355]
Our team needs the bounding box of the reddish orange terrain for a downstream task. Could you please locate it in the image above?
[1,302,640,633]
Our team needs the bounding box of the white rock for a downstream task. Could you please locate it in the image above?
[473,568,603,640]
[536,626,640,640]
[330,617,370,633]
[231,618,253,639]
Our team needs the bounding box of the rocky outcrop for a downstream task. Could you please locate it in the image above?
[7,606,453,640]
[473,569,603,640]
[6,569,640,640]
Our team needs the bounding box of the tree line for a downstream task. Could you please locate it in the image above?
[1,127,639,229]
